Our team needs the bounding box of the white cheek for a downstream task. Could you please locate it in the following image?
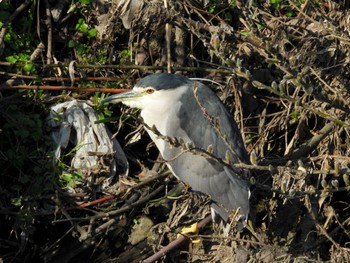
[122,99,143,109]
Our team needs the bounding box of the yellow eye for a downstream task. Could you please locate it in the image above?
[146,89,155,94]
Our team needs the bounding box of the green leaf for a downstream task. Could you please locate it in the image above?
[240,31,250,36]
[79,0,92,4]
[224,13,232,22]
[80,23,88,33]
[77,18,84,25]
[68,40,76,48]
[99,112,105,120]
[4,32,11,42]
[76,18,88,33]
[5,55,18,63]
[23,63,34,72]
[230,1,237,7]
[104,109,113,117]
[11,196,22,205]
[256,22,264,30]
[208,4,216,13]
[88,28,97,38]
[286,10,294,17]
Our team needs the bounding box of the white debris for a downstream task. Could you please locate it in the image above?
[48,100,129,191]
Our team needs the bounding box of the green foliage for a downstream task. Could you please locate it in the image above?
[23,62,35,72]
[94,92,114,121]
[68,17,103,63]
[76,18,89,33]
[59,171,82,188]
[76,42,91,59]
[269,0,305,16]
[4,24,34,58]
[0,100,55,257]
[118,49,131,63]
[75,18,97,39]
[270,0,283,9]
[208,3,216,13]
[0,10,10,23]
[290,111,300,124]
[229,1,237,7]
[0,1,12,21]
[79,0,92,4]
[5,53,30,63]
[1,2,37,73]
[88,28,97,38]
[0,101,57,198]
[224,12,233,22]
[3,105,42,143]
[0,96,92,242]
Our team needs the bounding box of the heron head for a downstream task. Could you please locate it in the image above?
[102,73,192,110]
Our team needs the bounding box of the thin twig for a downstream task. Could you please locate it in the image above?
[53,185,165,224]
[2,85,129,93]
[193,81,246,163]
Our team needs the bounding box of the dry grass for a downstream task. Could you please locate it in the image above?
[1,1,350,262]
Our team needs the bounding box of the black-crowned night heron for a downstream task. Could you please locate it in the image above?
[102,73,250,224]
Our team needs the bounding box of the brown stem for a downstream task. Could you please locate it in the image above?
[143,215,212,263]
[1,85,129,93]
[44,0,53,64]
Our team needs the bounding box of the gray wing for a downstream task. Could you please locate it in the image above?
[162,81,250,218]
[181,81,249,164]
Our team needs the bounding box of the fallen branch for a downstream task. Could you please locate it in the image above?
[143,215,212,263]
[0,61,234,74]
[289,122,335,159]
[52,184,166,224]
[0,72,124,82]
[1,85,129,93]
